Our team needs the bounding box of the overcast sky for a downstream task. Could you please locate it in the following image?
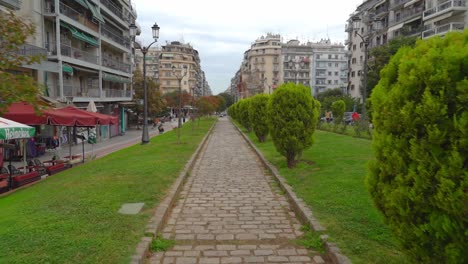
[132,0,365,95]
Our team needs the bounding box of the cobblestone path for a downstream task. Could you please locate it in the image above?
[149,119,327,264]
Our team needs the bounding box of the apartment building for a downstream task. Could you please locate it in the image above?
[3,0,137,135]
[282,40,312,88]
[135,46,160,80]
[346,0,466,102]
[232,34,348,100]
[237,34,282,99]
[308,39,349,96]
[158,41,201,95]
[422,0,467,39]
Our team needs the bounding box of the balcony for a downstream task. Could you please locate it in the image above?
[390,0,412,9]
[63,83,100,97]
[423,0,467,20]
[103,89,131,98]
[0,0,21,9]
[15,43,47,57]
[101,24,131,49]
[422,22,465,38]
[102,55,131,73]
[100,0,131,23]
[60,43,99,64]
[388,6,424,27]
[59,2,98,32]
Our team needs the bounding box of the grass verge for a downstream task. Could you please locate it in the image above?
[0,117,216,264]
[241,125,408,264]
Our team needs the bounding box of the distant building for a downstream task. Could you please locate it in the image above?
[232,34,348,100]
[345,0,467,102]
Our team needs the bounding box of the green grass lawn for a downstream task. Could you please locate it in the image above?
[0,118,216,264]
[243,128,409,264]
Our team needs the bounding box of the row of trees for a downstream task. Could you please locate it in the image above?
[229,83,320,168]
[130,70,234,121]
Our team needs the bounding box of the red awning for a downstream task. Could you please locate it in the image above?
[57,106,118,125]
[3,102,97,127]
[3,102,48,125]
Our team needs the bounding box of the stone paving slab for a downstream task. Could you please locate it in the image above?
[149,119,329,264]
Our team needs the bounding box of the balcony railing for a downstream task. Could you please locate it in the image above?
[422,22,465,38]
[102,55,131,73]
[390,0,412,9]
[101,25,131,49]
[423,0,466,19]
[61,44,99,64]
[59,2,99,32]
[0,0,21,10]
[63,84,100,97]
[15,43,47,56]
[103,89,131,98]
[100,0,131,23]
[389,6,424,26]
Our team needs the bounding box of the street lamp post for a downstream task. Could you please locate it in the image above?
[130,22,160,145]
[351,15,381,122]
[172,65,188,143]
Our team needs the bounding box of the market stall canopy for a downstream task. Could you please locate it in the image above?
[0,117,35,140]
[58,106,118,125]
[3,102,97,127]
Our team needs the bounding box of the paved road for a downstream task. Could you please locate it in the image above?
[150,119,326,264]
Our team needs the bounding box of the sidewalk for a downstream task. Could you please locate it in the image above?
[149,118,328,263]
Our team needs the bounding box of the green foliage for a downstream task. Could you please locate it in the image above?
[248,94,270,142]
[0,12,45,114]
[331,100,346,124]
[150,235,175,252]
[217,92,235,111]
[297,226,325,253]
[238,98,252,131]
[368,31,468,263]
[316,88,361,116]
[267,83,320,168]
[132,70,166,117]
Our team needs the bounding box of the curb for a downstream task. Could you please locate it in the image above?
[232,120,352,264]
[130,120,217,264]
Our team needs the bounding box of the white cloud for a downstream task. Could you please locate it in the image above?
[132,0,364,94]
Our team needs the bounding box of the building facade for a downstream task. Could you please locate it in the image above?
[3,0,138,135]
[232,35,348,100]
[346,0,467,102]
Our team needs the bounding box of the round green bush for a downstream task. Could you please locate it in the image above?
[268,83,320,168]
[368,31,467,263]
[248,94,270,142]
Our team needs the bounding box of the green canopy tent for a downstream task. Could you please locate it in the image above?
[0,117,36,190]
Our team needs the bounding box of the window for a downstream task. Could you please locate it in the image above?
[166,80,170,85]
[360,42,363,48]
[352,58,356,64]
[353,44,356,51]
[335,63,339,67]
[335,71,338,76]
[328,63,332,67]
[165,72,171,77]
[351,71,355,77]
[328,71,332,76]
[351,84,355,90]
[274,56,278,63]
[316,55,320,59]
[360,56,363,62]
[335,55,338,59]
[328,80,332,84]
[328,54,332,59]
[334,80,338,84]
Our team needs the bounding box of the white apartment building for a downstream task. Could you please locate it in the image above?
[346,0,466,102]
[3,0,137,135]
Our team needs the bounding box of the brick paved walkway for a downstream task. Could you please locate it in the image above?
[150,119,327,264]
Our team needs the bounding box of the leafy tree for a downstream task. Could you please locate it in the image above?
[316,88,361,116]
[237,98,251,132]
[367,36,417,100]
[0,12,45,115]
[368,31,467,263]
[331,100,345,124]
[132,70,166,117]
[218,92,235,110]
[268,83,320,168]
[196,97,216,116]
[248,94,270,142]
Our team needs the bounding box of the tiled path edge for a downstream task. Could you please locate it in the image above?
[131,121,217,264]
[232,121,352,264]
